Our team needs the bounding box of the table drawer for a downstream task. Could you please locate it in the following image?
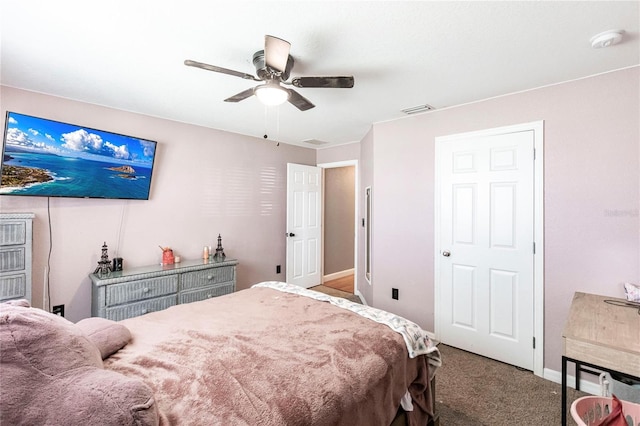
[0,220,27,246]
[179,281,234,304]
[181,266,234,290]
[106,275,178,306]
[0,247,25,273]
[0,273,27,301]
[105,295,177,321]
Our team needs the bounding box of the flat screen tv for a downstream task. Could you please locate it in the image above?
[1,111,157,200]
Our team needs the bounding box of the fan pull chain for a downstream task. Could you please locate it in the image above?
[263,106,268,139]
[276,106,280,146]
[262,106,280,147]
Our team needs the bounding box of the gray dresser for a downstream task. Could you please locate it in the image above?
[0,213,35,304]
[90,258,238,320]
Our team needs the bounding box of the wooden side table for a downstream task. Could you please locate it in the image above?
[561,292,640,425]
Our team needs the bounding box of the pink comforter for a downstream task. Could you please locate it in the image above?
[104,287,434,425]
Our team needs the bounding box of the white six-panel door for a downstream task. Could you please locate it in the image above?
[286,163,322,288]
[437,129,535,370]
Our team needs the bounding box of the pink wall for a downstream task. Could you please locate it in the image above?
[369,67,639,373]
[316,142,360,165]
[0,86,316,321]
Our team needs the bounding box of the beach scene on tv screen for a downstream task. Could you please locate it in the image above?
[1,112,156,199]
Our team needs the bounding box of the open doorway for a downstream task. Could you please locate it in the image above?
[319,161,357,295]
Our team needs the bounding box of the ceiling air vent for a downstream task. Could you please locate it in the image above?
[303,139,330,146]
[401,104,435,115]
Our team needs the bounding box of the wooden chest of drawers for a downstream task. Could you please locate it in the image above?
[0,213,34,304]
[90,259,238,320]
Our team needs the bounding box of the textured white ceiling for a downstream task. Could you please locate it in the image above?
[1,1,638,148]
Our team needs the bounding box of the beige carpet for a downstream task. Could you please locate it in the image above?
[435,344,588,425]
[309,285,362,304]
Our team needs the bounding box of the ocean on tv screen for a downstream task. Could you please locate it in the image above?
[1,112,156,199]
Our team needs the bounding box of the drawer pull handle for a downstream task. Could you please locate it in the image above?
[143,287,150,293]
[207,275,213,280]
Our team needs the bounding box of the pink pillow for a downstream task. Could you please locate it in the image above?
[0,303,159,425]
[1,302,103,373]
[76,317,132,359]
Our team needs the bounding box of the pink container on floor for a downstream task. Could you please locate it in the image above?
[570,396,640,425]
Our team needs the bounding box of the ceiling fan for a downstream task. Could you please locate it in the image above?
[184,35,354,111]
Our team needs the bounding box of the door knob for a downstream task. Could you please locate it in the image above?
[287,233,296,237]
[442,250,451,257]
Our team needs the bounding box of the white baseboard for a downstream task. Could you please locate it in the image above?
[323,268,354,282]
[543,368,601,396]
[355,288,368,305]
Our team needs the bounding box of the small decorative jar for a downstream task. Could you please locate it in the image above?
[162,248,175,265]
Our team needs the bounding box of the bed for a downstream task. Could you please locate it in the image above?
[0,282,441,426]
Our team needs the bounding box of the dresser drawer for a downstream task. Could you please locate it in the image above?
[106,275,178,306]
[179,281,234,304]
[181,266,234,290]
[0,247,25,273]
[0,273,27,301]
[0,214,33,305]
[0,220,27,246]
[105,295,177,321]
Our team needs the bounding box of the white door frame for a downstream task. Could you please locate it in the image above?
[317,160,359,293]
[434,121,544,377]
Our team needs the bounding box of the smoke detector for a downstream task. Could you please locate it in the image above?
[590,30,624,48]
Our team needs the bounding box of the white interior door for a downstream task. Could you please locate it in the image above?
[286,163,322,288]
[436,128,535,370]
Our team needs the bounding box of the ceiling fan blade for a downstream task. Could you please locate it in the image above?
[184,59,260,81]
[291,76,354,88]
[224,87,255,103]
[264,35,291,73]
[287,88,315,111]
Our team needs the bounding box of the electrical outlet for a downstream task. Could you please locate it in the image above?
[392,288,399,300]
[52,305,65,317]
[276,265,281,274]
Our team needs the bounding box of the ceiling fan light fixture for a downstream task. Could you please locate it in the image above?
[186,35,351,111]
[255,83,290,106]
